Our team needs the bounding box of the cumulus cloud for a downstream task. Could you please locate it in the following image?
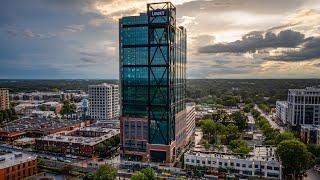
[266,37,320,61]
[199,30,306,53]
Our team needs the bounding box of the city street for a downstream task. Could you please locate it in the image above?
[255,104,285,132]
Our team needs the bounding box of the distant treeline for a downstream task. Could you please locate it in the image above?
[0,79,118,93]
[1,79,320,105]
[186,79,320,106]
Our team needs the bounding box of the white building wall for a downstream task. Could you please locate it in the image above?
[184,151,282,179]
[276,101,288,124]
[287,87,320,126]
[88,83,119,120]
[186,102,196,142]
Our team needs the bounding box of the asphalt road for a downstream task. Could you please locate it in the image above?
[255,104,285,132]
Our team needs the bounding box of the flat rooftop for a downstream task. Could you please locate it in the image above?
[38,128,119,146]
[0,152,36,169]
[0,117,86,134]
[187,146,278,162]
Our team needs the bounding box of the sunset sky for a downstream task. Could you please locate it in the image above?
[1,0,320,79]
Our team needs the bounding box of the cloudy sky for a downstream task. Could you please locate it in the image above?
[0,0,320,79]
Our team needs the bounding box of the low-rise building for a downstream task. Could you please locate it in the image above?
[0,152,37,180]
[276,101,288,124]
[184,146,282,179]
[0,117,92,139]
[35,127,120,157]
[300,125,320,144]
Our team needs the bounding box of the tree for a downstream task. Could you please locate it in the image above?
[229,140,251,154]
[258,103,271,113]
[94,165,117,180]
[275,132,296,145]
[212,110,229,123]
[251,109,261,119]
[39,104,46,111]
[60,100,76,115]
[276,140,315,177]
[201,119,218,144]
[225,124,240,144]
[131,171,147,180]
[96,143,107,158]
[230,111,247,130]
[307,144,320,164]
[140,168,156,180]
[243,103,254,113]
[61,164,73,180]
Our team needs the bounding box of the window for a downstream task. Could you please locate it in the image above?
[274,167,280,171]
[230,162,234,166]
[236,163,240,167]
[202,161,205,165]
[207,161,211,164]
[219,162,222,166]
[261,165,265,169]
[186,159,189,162]
[267,166,272,170]
[255,165,259,168]
[242,164,246,168]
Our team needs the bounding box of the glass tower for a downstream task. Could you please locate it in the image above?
[119,2,186,163]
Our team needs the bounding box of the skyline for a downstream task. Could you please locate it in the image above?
[1,0,320,79]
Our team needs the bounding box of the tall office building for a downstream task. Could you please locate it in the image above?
[287,87,320,126]
[119,2,186,163]
[88,83,120,120]
[0,88,10,110]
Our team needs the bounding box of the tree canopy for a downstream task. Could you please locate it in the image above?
[230,111,248,130]
[60,100,76,115]
[276,140,315,176]
[93,165,117,180]
[131,172,147,180]
[229,140,251,154]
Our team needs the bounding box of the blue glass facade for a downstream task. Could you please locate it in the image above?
[120,2,186,162]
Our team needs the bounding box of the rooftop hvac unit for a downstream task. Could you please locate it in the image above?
[14,152,23,158]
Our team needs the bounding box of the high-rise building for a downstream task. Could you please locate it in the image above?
[119,2,186,163]
[276,101,288,124]
[88,83,120,120]
[287,87,320,126]
[186,102,196,143]
[0,88,10,110]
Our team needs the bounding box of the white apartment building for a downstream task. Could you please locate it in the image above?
[186,102,196,142]
[276,101,288,124]
[287,87,320,126]
[88,83,119,120]
[184,146,282,179]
